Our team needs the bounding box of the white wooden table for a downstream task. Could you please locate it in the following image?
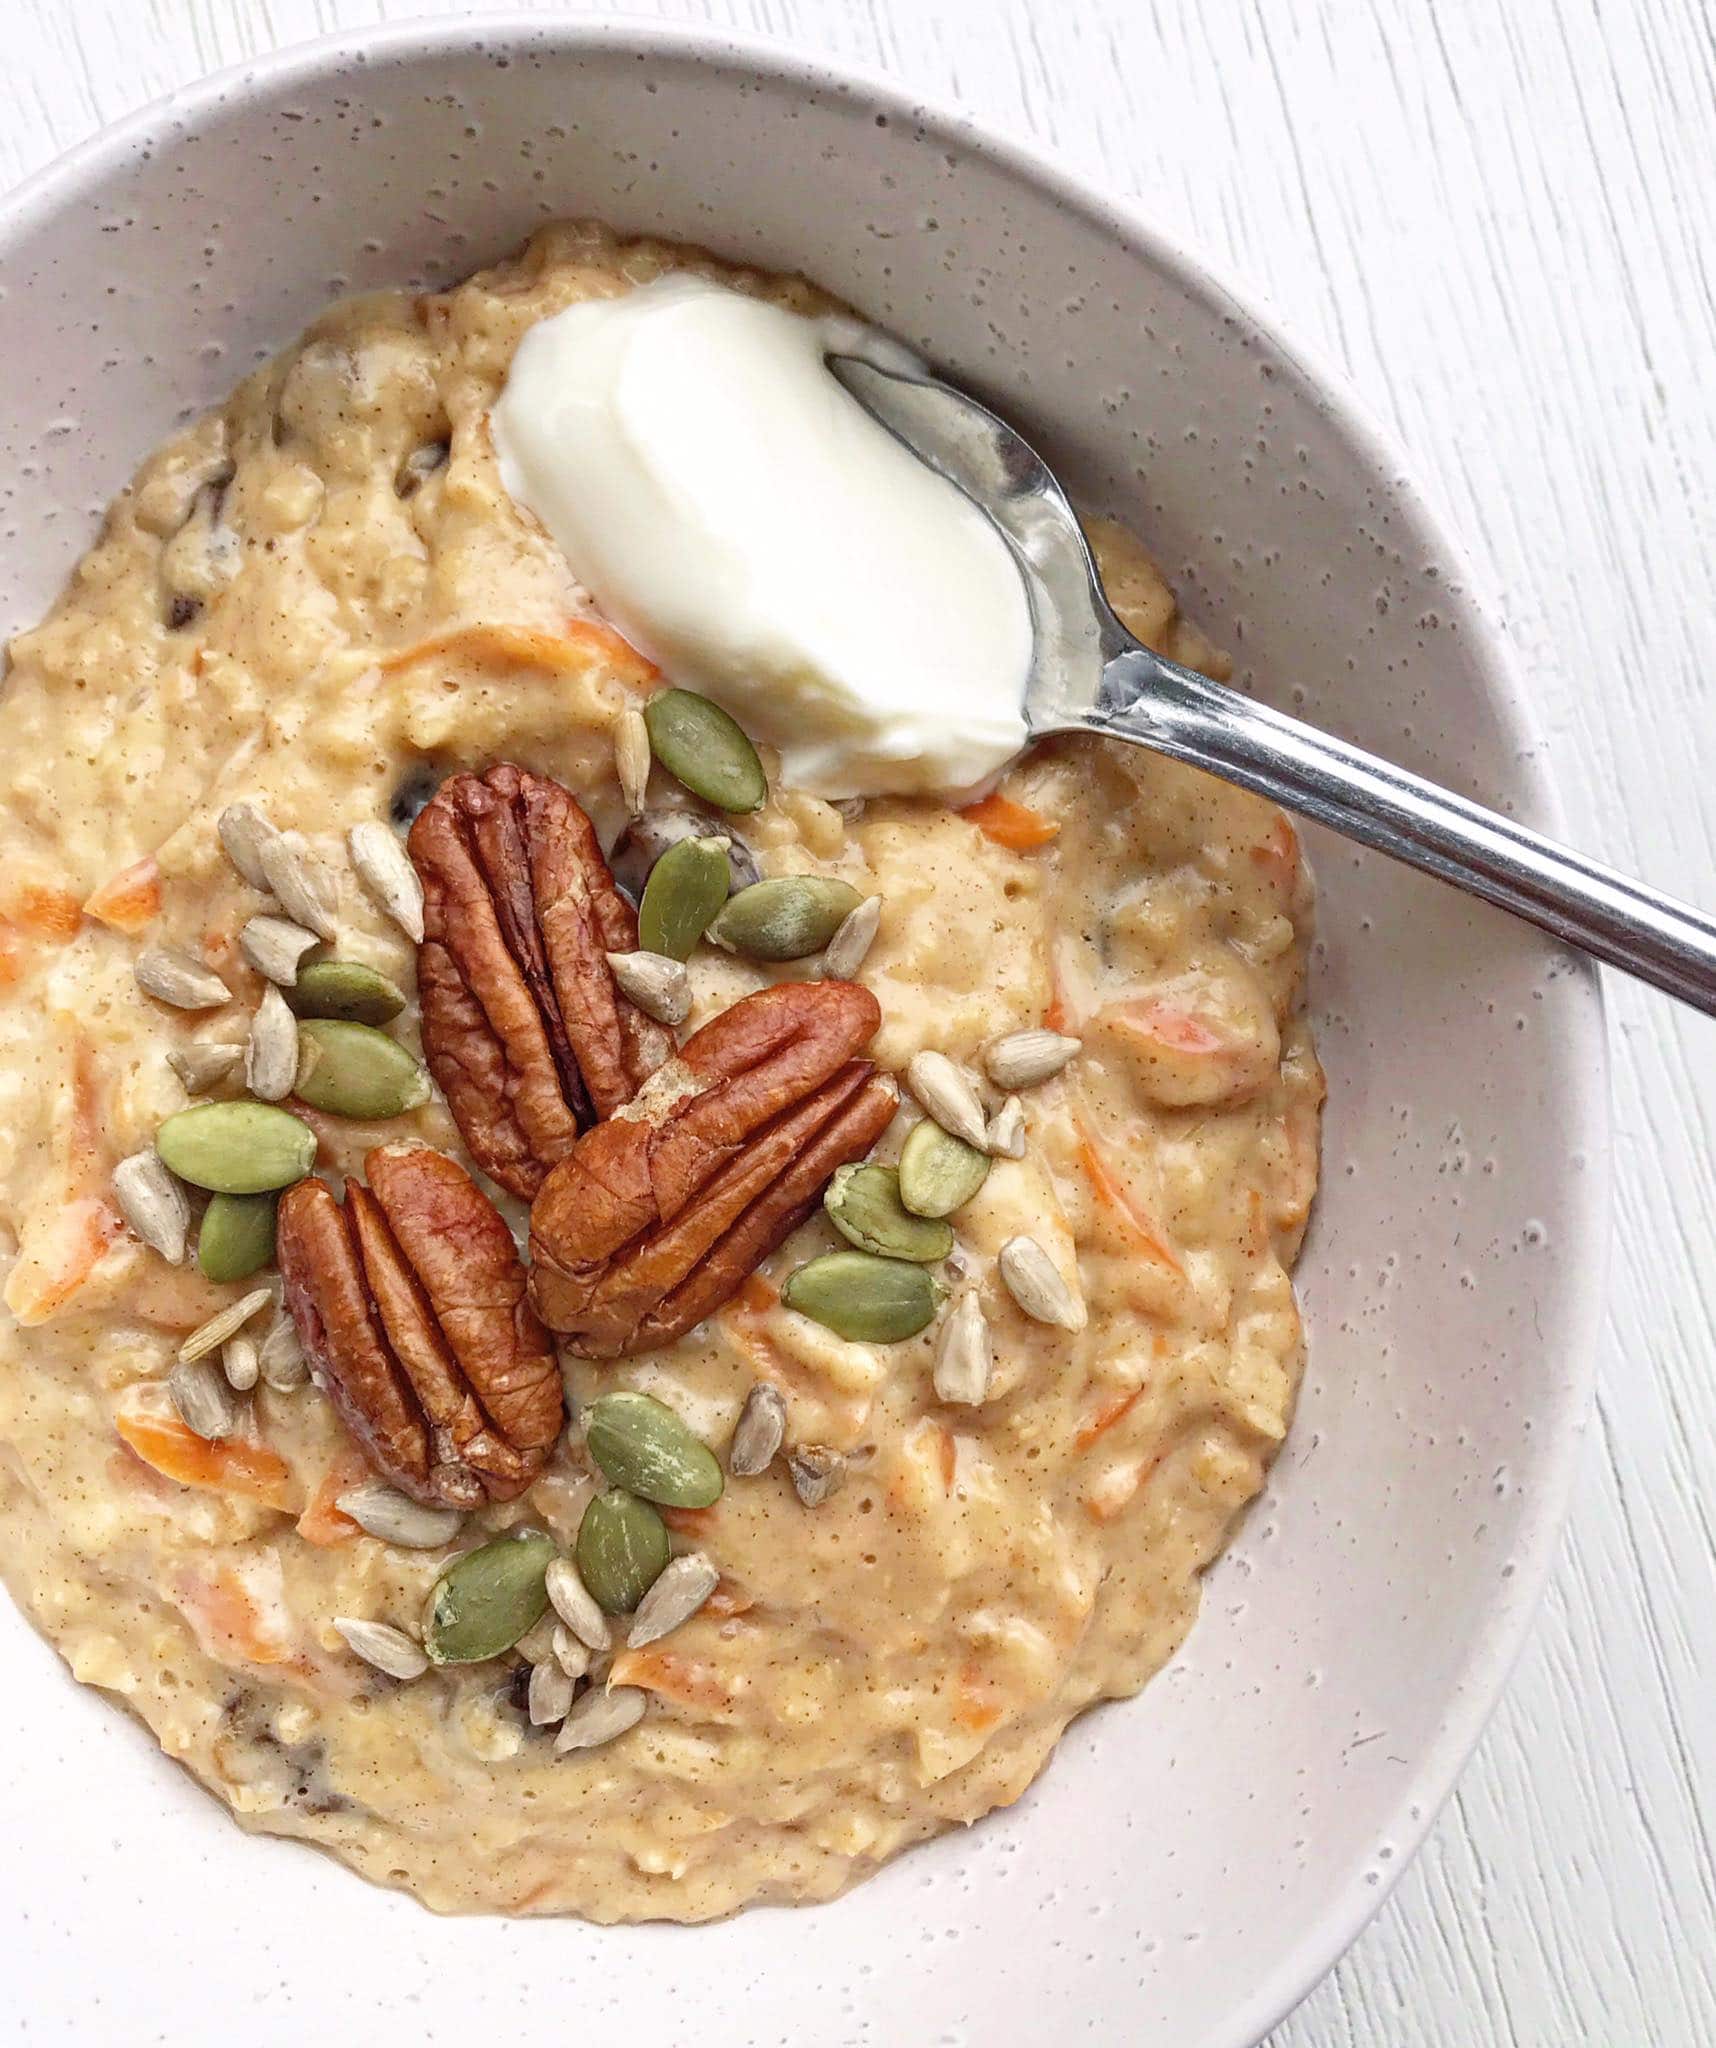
[7,2,1713,2040]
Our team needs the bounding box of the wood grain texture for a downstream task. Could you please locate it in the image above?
[4,0,1713,2040]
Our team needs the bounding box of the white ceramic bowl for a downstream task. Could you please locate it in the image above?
[0,19,1607,2045]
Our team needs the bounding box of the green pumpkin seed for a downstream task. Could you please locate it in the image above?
[707,877,864,962]
[197,1192,279,1283]
[155,1100,318,1195]
[294,1019,430,1119]
[585,1391,724,1508]
[643,688,767,813]
[898,1117,992,1219]
[285,959,407,1025]
[782,1251,944,1343]
[575,1490,671,1614]
[638,836,732,960]
[422,1531,556,1665]
[824,1163,954,1262]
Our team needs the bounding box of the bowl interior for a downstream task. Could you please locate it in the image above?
[0,24,1605,2047]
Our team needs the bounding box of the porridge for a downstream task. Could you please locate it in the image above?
[0,224,1322,1920]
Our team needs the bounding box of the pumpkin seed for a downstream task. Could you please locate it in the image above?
[168,1357,238,1439]
[155,1100,317,1193]
[528,1659,576,1726]
[135,944,231,1011]
[336,1481,463,1549]
[197,1191,278,1283]
[824,1163,953,1263]
[544,1556,612,1652]
[575,1490,670,1614]
[221,1332,261,1392]
[707,876,863,961]
[637,835,732,960]
[933,1290,993,1405]
[782,1251,943,1343]
[295,1019,430,1119]
[258,828,339,941]
[178,1285,274,1363]
[333,1617,428,1682]
[728,1381,787,1478]
[905,1050,990,1149]
[614,706,651,815]
[787,1444,845,1507]
[286,958,407,1025]
[985,1094,1027,1159]
[626,1552,718,1649]
[984,1028,1082,1091]
[216,800,283,891]
[998,1234,1087,1331]
[238,914,319,986]
[822,893,882,979]
[112,1151,190,1264]
[258,1312,308,1391]
[897,1118,991,1218]
[585,1391,724,1508]
[605,948,690,1026]
[555,1685,647,1754]
[245,985,299,1102]
[643,688,767,813]
[347,820,425,942]
[422,1532,557,1665]
[168,1042,245,1094]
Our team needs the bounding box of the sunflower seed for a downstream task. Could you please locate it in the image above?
[333,1617,428,1681]
[336,1481,464,1548]
[135,944,231,1011]
[168,1042,245,1093]
[625,1551,719,1649]
[787,1444,845,1508]
[822,893,882,979]
[245,985,299,1102]
[221,1331,261,1392]
[985,1094,1027,1159]
[605,948,690,1026]
[983,1028,1081,1091]
[112,1151,190,1264]
[217,800,284,891]
[178,1285,274,1364]
[614,707,651,816]
[728,1381,787,1478]
[905,1050,989,1150]
[258,1312,308,1391]
[552,1626,593,1680]
[515,1614,560,1665]
[544,1556,612,1652]
[347,820,424,942]
[555,1685,647,1754]
[998,1235,1087,1331]
[933,1291,993,1405]
[528,1658,576,1725]
[168,1357,238,1439]
[239,914,320,986]
[258,829,338,942]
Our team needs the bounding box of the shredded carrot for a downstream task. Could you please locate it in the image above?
[936,1425,957,1490]
[705,1577,754,1620]
[83,856,161,934]
[2,1197,122,1325]
[176,1564,296,1667]
[1106,999,1225,1058]
[609,1647,737,1712]
[959,790,1060,851]
[114,1389,292,1511]
[1075,1385,1145,1450]
[660,1504,716,1538]
[376,619,657,688]
[734,1273,779,1316]
[295,1449,370,1545]
[1249,814,1301,895]
[10,885,82,942]
[0,917,24,990]
[1072,1111,1184,1273]
[954,1660,1006,1735]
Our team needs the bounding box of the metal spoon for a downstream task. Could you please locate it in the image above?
[832,355,1716,1015]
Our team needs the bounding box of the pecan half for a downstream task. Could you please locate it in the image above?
[528,981,897,1357]
[277,1143,564,1505]
[409,764,674,1198]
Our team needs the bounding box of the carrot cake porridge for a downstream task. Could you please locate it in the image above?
[0,222,1322,1920]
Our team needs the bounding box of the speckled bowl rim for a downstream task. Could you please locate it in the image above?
[0,16,1610,2043]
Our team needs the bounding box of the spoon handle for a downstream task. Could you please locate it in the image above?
[1091,645,1716,1014]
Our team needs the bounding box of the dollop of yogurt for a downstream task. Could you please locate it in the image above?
[491,276,1032,798]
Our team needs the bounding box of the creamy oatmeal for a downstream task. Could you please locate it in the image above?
[0,224,1322,1920]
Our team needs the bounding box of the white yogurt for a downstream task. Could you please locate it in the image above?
[491,276,1032,798]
